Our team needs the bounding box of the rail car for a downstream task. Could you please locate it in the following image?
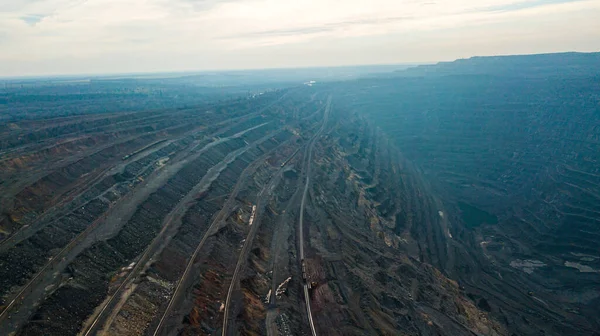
[301,259,307,282]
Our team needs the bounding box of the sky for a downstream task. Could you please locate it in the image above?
[0,0,599,76]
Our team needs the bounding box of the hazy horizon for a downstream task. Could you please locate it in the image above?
[1,0,600,77]
[4,51,600,80]
[0,62,420,80]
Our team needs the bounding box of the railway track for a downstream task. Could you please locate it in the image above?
[220,147,300,336]
[151,134,296,336]
[82,128,283,336]
[297,95,331,336]
[0,210,109,325]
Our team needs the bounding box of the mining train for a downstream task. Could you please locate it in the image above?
[301,259,318,289]
[301,258,307,282]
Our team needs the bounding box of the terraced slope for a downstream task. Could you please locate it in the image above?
[0,79,501,336]
[2,55,598,336]
[335,53,600,335]
[0,86,327,335]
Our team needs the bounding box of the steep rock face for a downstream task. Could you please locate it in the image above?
[281,105,506,335]
[333,53,600,335]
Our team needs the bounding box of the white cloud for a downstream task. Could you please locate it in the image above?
[0,0,599,76]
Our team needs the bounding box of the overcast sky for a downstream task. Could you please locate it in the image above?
[1,0,599,76]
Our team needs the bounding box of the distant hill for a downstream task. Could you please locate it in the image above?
[397,52,600,77]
